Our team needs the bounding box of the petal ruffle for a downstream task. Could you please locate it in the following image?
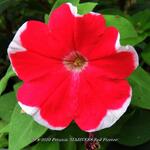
[88,45,138,79]
[75,74,131,131]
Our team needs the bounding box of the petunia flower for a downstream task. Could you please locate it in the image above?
[7,3,138,132]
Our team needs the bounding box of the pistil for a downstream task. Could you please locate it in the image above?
[63,51,88,72]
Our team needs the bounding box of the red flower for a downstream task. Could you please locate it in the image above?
[8,3,138,132]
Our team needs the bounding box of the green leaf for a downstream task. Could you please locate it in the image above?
[0,121,8,148]
[78,2,97,15]
[141,43,150,65]
[129,67,150,109]
[9,105,47,150]
[121,32,147,46]
[44,14,49,24]
[0,121,7,132]
[104,15,138,45]
[132,9,150,33]
[31,142,59,150]
[129,67,150,89]
[0,66,16,95]
[0,135,8,148]
[0,92,16,122]
[118,109,150,146]
[0,123,9,133]
[51,0,79,12]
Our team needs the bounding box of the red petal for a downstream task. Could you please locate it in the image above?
[88,46,138,79]
[39,74,79,128]
[33,73,79,128]
[75,73,131,131]
[88,27,119,59]
[20,20,71,58]
[18,72,79,129]
[75,13,106,56]
[17,66,69,107]
[9,50,62,82]
[48,3,76,55]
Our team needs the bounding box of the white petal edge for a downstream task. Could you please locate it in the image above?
[7,22,27,54]
[66,3,101,18]
[67,3,77,16]
[90,12,101,16]
[66,3,83,17]
[115,33,139,69]
[18,102,65,130]
[115,33,121,49]
[7,22,28,74]
[86,88,132,132]
[18,102,38,115]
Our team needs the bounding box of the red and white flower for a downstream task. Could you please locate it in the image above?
[8,3,138,132]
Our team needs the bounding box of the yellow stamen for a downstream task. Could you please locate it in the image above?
[73,57,83,67]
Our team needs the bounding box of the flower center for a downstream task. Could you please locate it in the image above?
[63,51,88,72]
